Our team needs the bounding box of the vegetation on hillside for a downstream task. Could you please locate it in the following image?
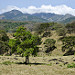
[0,21,75,57]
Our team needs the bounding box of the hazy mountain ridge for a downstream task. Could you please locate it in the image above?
[60,16,75,24]
[0,10,74,23]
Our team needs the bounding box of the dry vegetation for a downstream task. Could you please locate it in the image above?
[0,22,75,75]
[0,55,75,75]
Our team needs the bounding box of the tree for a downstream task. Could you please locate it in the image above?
[0,30,9,55]
[42,31,51,37]
[44,39,56,54]
[14,26,41,64]
[35,23,50,34]
[66,21,75,33]
[8,39,17,55]
[56,28,67,37]
[61,36,75,55]
[0,41,9,54]
[0,30,9,41]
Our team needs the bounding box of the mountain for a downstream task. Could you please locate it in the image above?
[0,10,48,22]
[60,16,75,24]
[32,13,73,22]
[0,10,74,23]
[0,10,23,19]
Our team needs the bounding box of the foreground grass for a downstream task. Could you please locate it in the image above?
[0,56,75,75]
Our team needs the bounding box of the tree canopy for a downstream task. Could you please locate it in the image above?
[44,39,56,53]
[61,36,75,55]
[13,26,41,63]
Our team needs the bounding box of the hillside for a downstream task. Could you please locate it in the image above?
[0,10,48,22]
[0,20,39,32]
[60,16,75,24]
[0,21,75,75]
[0,10,74,23]
[0,21,74,56]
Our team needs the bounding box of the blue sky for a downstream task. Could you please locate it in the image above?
[0,0,75,15]
[0,0,75,9]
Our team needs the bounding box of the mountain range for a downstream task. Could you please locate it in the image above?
[0,10,75,23]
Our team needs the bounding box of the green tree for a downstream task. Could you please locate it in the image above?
[8,39,17,55]
[0,30,9,55]
[0,30,9,41]
[14,26,41,64]
[65,21,75,33]
[61,36,75,55]
[0,41,9,54]
[35,23,50,34]
[56,28,67,37]
[44,39,56,54]
[42,31,51,37]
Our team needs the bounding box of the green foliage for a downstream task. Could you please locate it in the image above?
[61,36,75,53]
[8,39,16,48]
[67,63,75,68]
[0,20,31,32]
[42,31,51,37]
[44,39,56,47]
[44,39,56,53]
[0,30,9,55]
[52,23,64,30]
[56,28,67,37]
[47,63,52,66]
[35,23,50,34]
[14,26,41,57]
[14,27,31,40]
[0,41,9,54]
[0,30,9,41]
[66,21,75,33]
[8,39,18,54]
[35,22,65,36]
[31,35,41,45]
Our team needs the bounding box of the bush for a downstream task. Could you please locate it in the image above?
[44,39,56,53]
[56,28,67,37]
[67,63,75,68]
[0,41,9,54]
[61,36,75,53]
[66,21,75,33]
[42,32,51,37]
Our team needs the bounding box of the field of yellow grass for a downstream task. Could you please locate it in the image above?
[0,55,75,75]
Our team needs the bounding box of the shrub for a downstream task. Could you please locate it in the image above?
[66,21,75,33]
[44,39,56,53]
[42,32,51,37]
[61,36,75,54]
[56,28,67,37]
[67,63,75,68]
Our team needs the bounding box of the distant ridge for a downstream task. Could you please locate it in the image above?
[60,16,75,24]
[0,10,74,23]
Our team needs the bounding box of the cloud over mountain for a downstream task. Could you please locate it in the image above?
[0,5,75,16]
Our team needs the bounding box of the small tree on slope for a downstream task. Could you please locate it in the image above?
[14,26,41,64]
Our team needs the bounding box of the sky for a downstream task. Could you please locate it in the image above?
[0,0,75,15]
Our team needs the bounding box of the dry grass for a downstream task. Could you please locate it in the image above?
[0,55,75,75]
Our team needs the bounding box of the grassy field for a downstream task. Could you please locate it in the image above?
[0,55,75,75]
[1,29,75,75]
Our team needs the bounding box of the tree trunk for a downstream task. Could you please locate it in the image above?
[25,56,29,64]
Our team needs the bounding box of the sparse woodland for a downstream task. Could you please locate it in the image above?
[0,20,75,75]
[0,20,75,58]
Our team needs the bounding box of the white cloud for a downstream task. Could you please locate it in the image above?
[0,5,75,16]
